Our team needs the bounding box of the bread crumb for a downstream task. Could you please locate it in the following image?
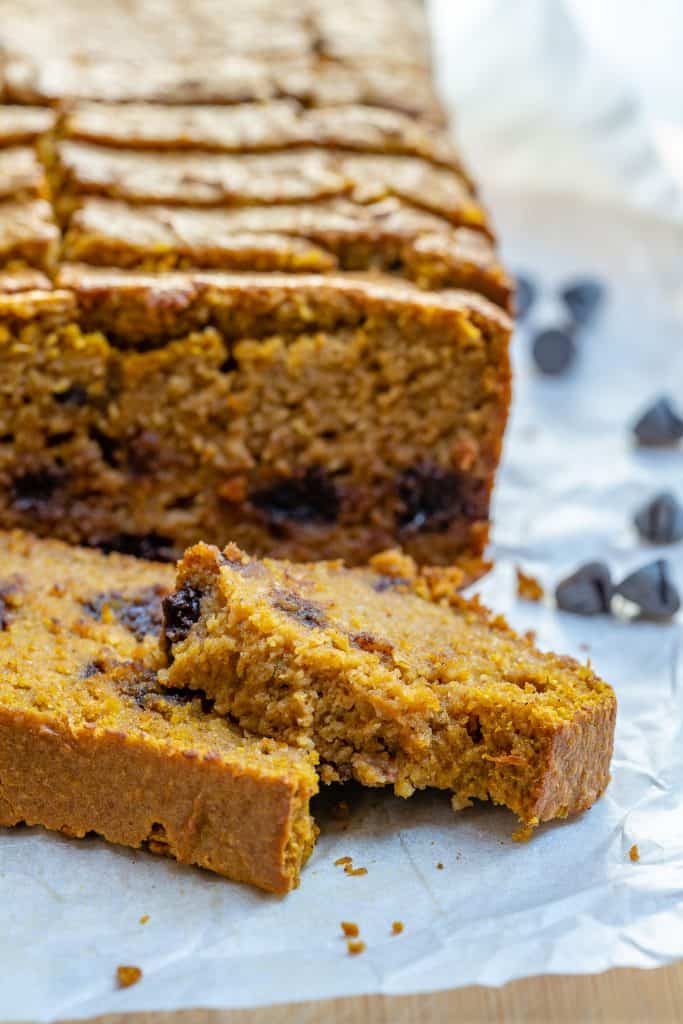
[516,567,544,602]
[347,940,366,956]
[116,965,142,989]
[512,817,538,842]
[436,862,443,870]
[341,921,359,938]
[629,844,640,863]
[334,856,352,866]
[391,921,404,935]
[139,915,149,925]
[344,864,368,877]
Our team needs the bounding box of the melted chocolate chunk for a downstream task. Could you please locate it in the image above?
[11,469,63,513]
[82,659,107,678]
[97,533,176,562]
[110,663,211,712]
[251,468,340,525]
[162,584,203,655]
[53,384,89,406]
[112,665,160,708]
[271,587,328,629]
[555,562,613,616]
[83,585,167,641]
[397,465,484,533]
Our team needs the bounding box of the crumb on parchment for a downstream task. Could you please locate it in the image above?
[512,817,539,843]
[334,855,367,876]
[139,915,149,925]
[341,921,359,937]
[629,844,640,862]
[437,862,444,870]
[516,567,544,602]
[347,940,366,955]
[116,965,142,989]
[392,921,404,935]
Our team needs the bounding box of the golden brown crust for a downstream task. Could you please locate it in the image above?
[0,529,318,892]
[0,199,60,270]
[61,199,511,304]
[52,143,486,230]
[0,106,56,146]
[0,147,49,201]
[63,101,462,168]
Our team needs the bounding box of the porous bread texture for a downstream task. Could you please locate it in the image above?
[0,271,510,567]
[0,530,318,892]
[162,543,617,829]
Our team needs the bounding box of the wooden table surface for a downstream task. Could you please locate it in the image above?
[56,961,682,1024]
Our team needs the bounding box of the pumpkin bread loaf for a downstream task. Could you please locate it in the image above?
[0,0,512,567]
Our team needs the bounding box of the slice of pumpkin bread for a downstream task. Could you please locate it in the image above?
[0,530,318,892]
[161,543,616,829]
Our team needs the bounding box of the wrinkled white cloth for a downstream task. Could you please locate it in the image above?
[429,0,683,218]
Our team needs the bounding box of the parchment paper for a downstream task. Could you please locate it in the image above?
[2,4,683,1021]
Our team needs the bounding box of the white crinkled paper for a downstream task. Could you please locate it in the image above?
[2,5,683,1021]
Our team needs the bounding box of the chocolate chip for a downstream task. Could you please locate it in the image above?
[532,327,577,375]
[83,585,166,641]
[633,397,683,447]
[559,277,606,326]
[514,274,536,321]
[634,492,683,545]
[373,575,412,593]
[614,560,680,621]
[82,659,106,678]
[97,533,176,562]
[53,384,89,406]
[555,562,613,616]
[251,467,340,525]
[11,469,63,512]
[162,584,203,653]
[397,464,483,533]
[271,587,328,629]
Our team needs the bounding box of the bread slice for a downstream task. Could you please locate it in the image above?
[0,530,317,892]
[162,543,616,830]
